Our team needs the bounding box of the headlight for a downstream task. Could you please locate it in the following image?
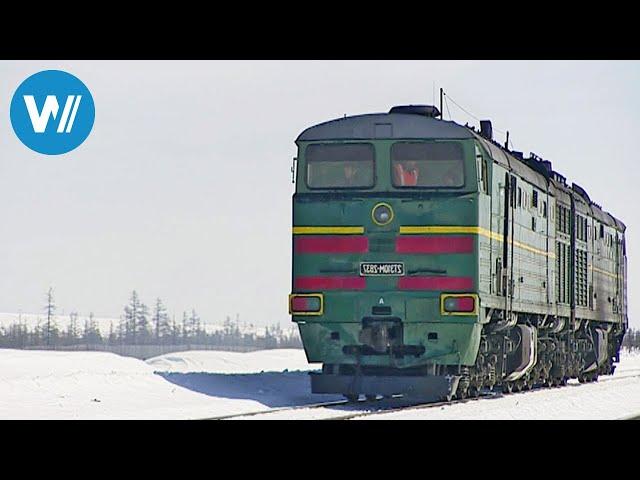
[441,294,477,315]
[372,203,394,226]
[289,294,323,315]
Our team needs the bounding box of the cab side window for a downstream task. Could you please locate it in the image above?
[475,143,489,194]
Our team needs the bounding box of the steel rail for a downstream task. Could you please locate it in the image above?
[200,371,640,420]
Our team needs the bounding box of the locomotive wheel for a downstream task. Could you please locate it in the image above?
[502,382,513,394]
[469,386,480,398]
[513,380,523,393]
[560,376,568,386]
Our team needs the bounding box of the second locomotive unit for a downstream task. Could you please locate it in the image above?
[289,105,627,401]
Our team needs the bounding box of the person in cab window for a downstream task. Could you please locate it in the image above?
[441,164,462,187]
[343,163,361,186]
[394,161,419,186]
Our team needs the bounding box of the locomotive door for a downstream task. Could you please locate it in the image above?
[498,172,516,316]
[615,233,621,315]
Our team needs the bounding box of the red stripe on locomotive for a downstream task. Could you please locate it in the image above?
[294,276,366,290]
[294,235,369,254]
[398,276,473,290]
[396,235,473,254]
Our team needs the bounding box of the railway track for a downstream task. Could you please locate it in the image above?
[345,372,640,421]
[202,369,640,420]
[313,391,503,421]
[203,397,380,420]
[598,367,640,381]
[206,390,503,420]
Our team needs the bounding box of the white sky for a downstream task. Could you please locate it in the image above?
[0,60,637,328]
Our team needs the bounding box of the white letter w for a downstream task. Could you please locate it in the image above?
[23,95,82,133]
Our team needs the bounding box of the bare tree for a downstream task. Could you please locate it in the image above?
[123,290,150,344]
[67,311,79,344]
[182,311,189,344]
[44,287,56,346]
[153,298,170,342]
[83,312,101,344]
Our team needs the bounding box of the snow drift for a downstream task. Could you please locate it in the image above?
[146,348,311,374]
[0,348,323,419]
[0,347,638,419]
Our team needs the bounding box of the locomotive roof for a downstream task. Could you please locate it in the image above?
[296,113,474,142]
[471,127,625,232]
[474,130,625,231]
[296,110,625,232]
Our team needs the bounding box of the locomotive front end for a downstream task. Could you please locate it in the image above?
[290,107,482,400]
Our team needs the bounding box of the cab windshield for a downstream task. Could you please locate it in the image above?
[391,142,464,188]
[306,143,374,189]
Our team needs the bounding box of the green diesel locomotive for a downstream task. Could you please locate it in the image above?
[289,105,627,401]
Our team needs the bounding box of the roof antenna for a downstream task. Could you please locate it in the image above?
[439,88,444,119]
[432,81,435,106]
[505,131,510,150]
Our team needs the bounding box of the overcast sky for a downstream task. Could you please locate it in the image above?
[0,60,637,328]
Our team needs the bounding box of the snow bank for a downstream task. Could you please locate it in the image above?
[0,348,316,419]
[0,347,637,419]
[146,348,313,374]
[143,349,340,411]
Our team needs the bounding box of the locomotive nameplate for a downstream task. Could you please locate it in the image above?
[360,262,405,276]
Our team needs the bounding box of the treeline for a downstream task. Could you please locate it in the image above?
[622,329,640,350]
[0,289,301,350]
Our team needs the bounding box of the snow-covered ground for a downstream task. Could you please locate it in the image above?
[0,347,638,419]
[146,349,312,374]
[0,348,331,419]
[362,350,640,420]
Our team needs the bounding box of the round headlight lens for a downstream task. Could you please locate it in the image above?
[443,295,476,313]
[444,297,458,311]
[372,203,393,225]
